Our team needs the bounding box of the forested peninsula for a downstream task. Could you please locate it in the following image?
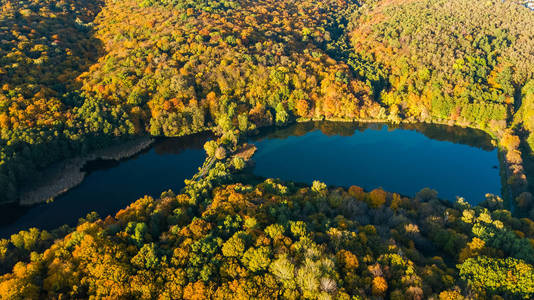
[1,0,534,298]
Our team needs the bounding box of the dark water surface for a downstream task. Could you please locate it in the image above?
[0,133,211,238]
[0,122,501,238]
[250,122,500,203]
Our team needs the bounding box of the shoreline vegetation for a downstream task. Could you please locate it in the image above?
[9,117,497,207]
[1,0,534,297]
[0,0,532,209]
[1,136,533,298]
[11,115,525,211]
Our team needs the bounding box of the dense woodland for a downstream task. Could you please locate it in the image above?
[1,146,534,299]
[1,0,534,298]
[351,0,534,127]
[0,0,533,203]
[0,0,135,203]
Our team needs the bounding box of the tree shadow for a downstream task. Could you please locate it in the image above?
[0,0,111,204]
[0,0,105,106]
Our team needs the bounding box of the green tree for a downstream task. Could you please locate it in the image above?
[242,246,272,272]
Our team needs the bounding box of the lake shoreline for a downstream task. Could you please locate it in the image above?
[10,116,511,208]
[1,121,504,238]
[293,117,527,202]
[17,137,155,206]
[296,116,496,138]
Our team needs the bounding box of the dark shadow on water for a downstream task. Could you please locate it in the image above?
[0,122,500,238]
[247,121,500,205]
[153,132,214,155]
[0,132,211,238]
[0,203,30,228]
[249,121,496,151]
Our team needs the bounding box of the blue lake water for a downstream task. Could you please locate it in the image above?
[0,122,501,238]
[250,122,501,203]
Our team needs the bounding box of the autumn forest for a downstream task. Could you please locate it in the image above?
[0,0,534,298]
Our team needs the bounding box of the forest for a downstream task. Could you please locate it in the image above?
[1,0,534,298]
[1,144,534,299]
[1,0,533,203]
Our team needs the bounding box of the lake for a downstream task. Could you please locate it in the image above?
[250,122,500,202]
[0,122,501,238]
